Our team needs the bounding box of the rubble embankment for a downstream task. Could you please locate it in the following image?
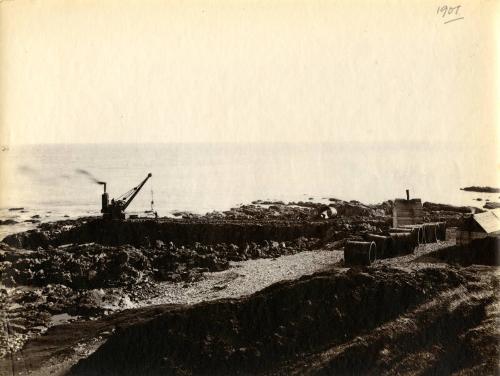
[2,218,334,250]
[70,262,498,376]
[2,197,471,251]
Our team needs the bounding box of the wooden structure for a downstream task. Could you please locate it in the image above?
[456,209,500,245]
[393,197,423,227]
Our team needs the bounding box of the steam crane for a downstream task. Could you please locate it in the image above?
[100,173,152,220]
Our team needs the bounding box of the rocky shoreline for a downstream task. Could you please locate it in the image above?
[0,198,498,375]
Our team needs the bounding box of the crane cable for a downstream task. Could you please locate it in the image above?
[117,185,138,201]
[150,176,156,217]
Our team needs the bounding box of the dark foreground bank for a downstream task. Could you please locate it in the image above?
[70,262,498,376]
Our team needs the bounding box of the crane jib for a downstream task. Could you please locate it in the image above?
[101,173,152,220]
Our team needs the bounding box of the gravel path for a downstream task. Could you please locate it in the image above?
[116,242,455,309]
[139,250,344,307]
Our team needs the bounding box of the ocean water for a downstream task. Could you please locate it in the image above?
[0,143,497,238]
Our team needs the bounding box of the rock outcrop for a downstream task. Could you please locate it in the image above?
[461,186,500,193]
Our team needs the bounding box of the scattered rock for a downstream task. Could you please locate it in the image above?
[0,219,18,225]
[423,202,476,213]
[483,202,500,209]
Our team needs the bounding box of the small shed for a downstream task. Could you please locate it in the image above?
[393,193,423,227]
[456,209,500,245]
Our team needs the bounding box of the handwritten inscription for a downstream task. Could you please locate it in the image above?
[437,5,464,24]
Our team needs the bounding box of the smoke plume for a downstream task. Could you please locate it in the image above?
[75,169,105,185]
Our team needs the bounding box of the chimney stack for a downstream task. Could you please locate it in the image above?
[406,189,410,200]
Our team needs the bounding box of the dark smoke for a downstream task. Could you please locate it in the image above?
[75,169,104,185]
[18,165,101,184]
[18,165,50,183]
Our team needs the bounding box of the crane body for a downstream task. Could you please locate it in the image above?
[101,173,152,220]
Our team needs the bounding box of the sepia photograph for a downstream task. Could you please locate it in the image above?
[0,0,498,375]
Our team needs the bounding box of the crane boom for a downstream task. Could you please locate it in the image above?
[123,173,152,210]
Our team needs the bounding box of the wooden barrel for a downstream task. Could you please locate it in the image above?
[366,234,390,259]
[422,223,437,243]
[401,225,424,245]
[389,232,415,256]
[390,227,419,248]
[389,228,412,233]
[344,241,376,266]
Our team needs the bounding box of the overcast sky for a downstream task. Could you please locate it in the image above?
[0,0,497,147]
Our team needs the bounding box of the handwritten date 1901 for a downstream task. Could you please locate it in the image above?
[437,5,464,24]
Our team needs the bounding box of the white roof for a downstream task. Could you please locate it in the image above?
[473,209,500,235]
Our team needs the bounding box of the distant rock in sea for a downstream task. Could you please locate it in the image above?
[422,202,480,214]
[461,186,500,193]
[483,202,500,209]
[0,219,18,225]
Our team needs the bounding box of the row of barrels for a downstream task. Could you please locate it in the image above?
[344,222,446,266]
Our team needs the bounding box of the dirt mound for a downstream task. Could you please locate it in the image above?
[281,267,498,375]
[70,265,497,376]
[416,237,500,266]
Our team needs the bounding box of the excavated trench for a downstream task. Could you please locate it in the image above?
[69,264,498,376]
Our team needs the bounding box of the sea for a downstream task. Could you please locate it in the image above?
[0,142,497,239]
